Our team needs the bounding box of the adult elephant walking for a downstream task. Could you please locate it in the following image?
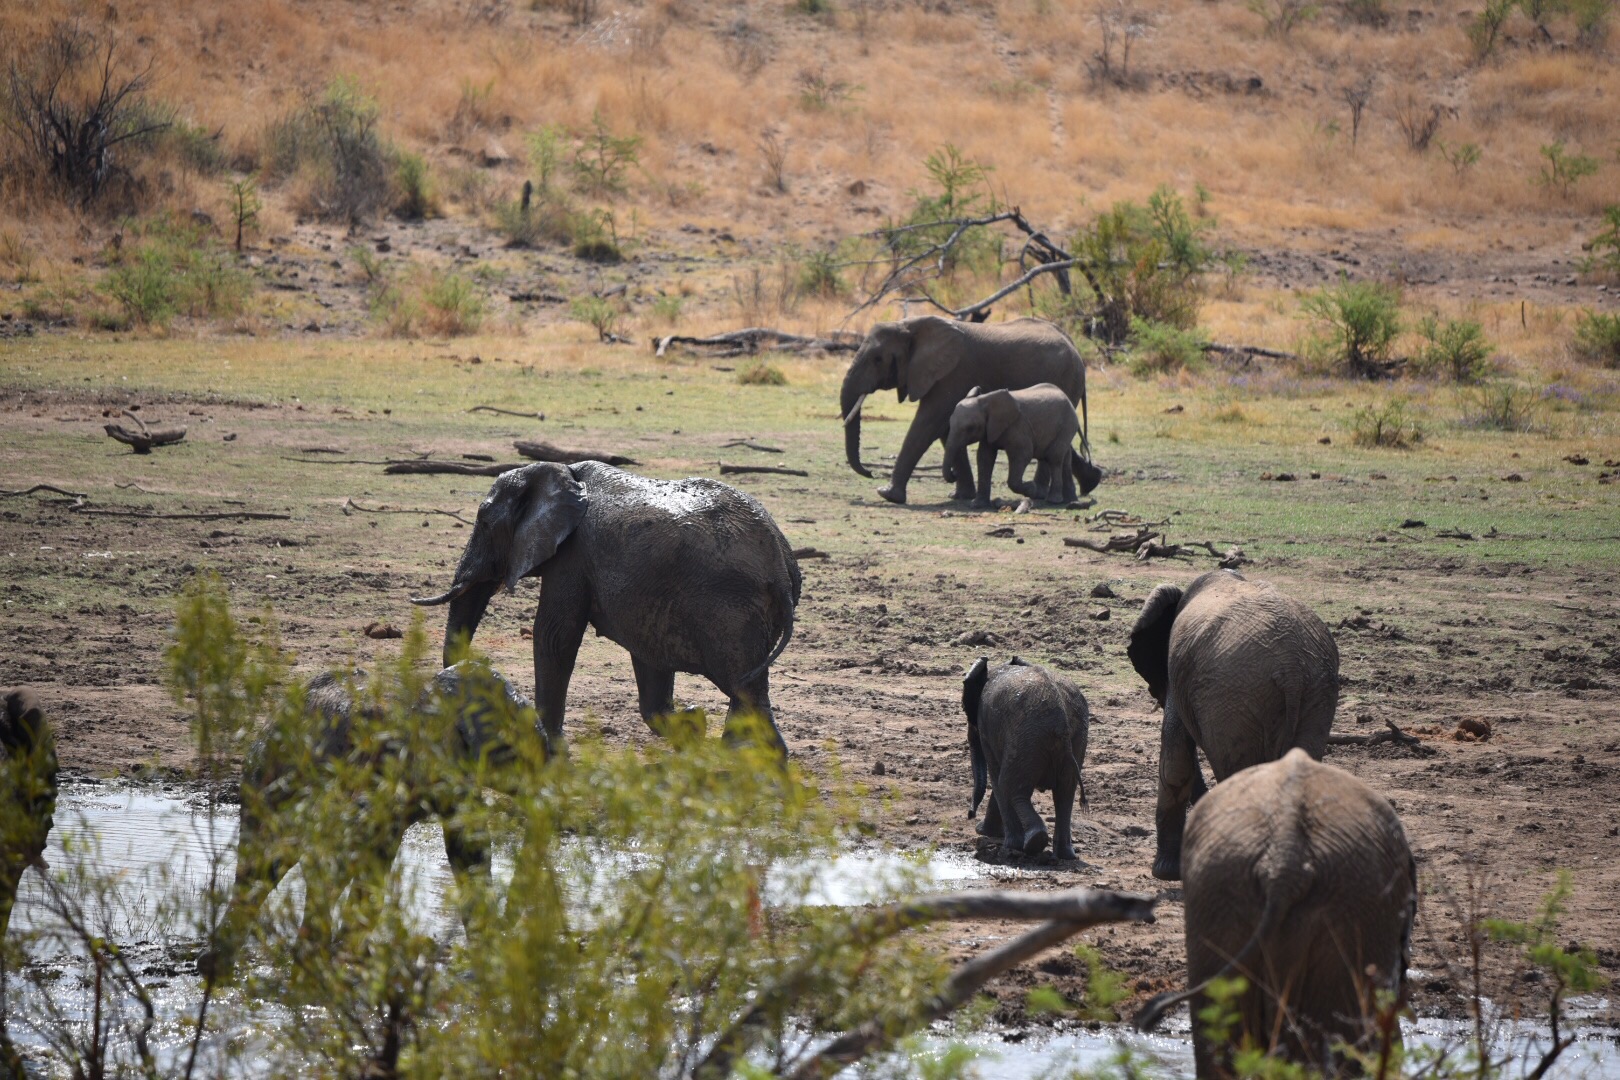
[840,316,1098,505]
[413,462,801,754]
[1126,570,1339,881]
[1135,750,1416,1077]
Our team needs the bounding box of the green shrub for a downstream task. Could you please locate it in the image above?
[1350,397,1422,447]
[737,361,787,385]
[796,248,845,298]
[1299,278,1402,378]
[525,124,570,193]
[651,294,684,324]
[571,112,641,197]
[1414,315,1492,382]
[1536,142,1600,201]
[494,195,575,248]
[1571,0,1614,46]
[102,216,251,327]
[1461,380,1541,432]
[570,208,622,263]
[262,78,394,225]
[1583,205,1620,277]
[570,295,622,340]
[1572,309,1620,367]
[1437,140,1482,180]
[1127,316,1208,376]
[1342,0,1389,26]
[881,145,999,276]
[1068,186,1215,343]
[393,152,436,220]
[1247,0,1321,35]
[1467,0,1515,58]
[421,270,484,336]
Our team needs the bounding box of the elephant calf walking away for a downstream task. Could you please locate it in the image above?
[1,689,57,940]
[1135,750,1416,1079]
[962,657,1090,860]
[1127,569,1339,881]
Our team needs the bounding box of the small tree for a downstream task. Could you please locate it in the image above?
[227,174,261,252]
[571,112,641,197]
[1414,314,1492,382]
[1437,140,1482,180]
[1537,142,1600,201]
[1583,205,1620,277]
[1300,277,1402,378]
[1340,79,1373,149]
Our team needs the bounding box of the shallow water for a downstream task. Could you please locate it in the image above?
[7,783,1617,1078]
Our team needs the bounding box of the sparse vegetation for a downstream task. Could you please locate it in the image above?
[570,112,641,198]
[570,294,622,341]
[736,360,787,385]
[226,175,261,253]
[1247,0,1321,37]
[795,247,845,298]
[1299,278,1402,378]
[420,269,484,335]
[1068,186,1215,343]
[1536,142,1600,201]
[882,144,999,275]
[1127,316,1208,376]
[1437,140,1482,180]
[1461,380,1541,431]
[262,77,394,225]
[758,128,789,193]
[1585,206,1620,277]
[1572,309,1620,367]
[1392,92,1443,153]
[102,215,251,328]
[1571,0,1614,46]
[393,151,435,220]
[1350,397,1422,446]
[1467,0,1515,58]
[1414,315,1492,382]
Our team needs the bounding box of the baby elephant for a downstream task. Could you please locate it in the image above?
[204,662,536,978]
[962,657,1090,859]
[1135,750,1415,1077]
[2,689,57,940]
[945,383,1101,508]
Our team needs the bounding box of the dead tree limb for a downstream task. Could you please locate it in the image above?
[1203,342,1300,363]
[283,457,396,465]
[1,484,88,499]
[719,463,809,477]
[297,447,347,454]
[469,405,547,421]
[653,328,862,359]
[1086,510,1171,529]
[104,422,186,453]
[513,440,638,467]
[69,506,292,522]
[1326,719,1434,755]
[1064,528,1162,553]
[383,461,524,477]
[342,498,474,526]
[694,887,1155,1080]
[721,438,784,454]
[791,546,830,560]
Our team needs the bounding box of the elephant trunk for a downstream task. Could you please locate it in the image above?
[442,580,500,667]
[968,723,988,819]
[840,371,873,478]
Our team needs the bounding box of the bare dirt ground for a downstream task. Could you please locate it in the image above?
[4,356,1617,1038]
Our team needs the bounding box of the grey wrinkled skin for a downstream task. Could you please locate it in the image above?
[839,316,1098,505]
[962,657,1090,860]
[1137,750,1416,1078]
[423,461,801,755]
[1126,569,1340,881]
[944,383,1099,509]
[201,663,531,980]
[2,689,57,940]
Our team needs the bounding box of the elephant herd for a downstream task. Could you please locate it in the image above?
[0,316,1422,1077]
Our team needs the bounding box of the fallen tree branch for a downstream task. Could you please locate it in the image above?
[791,547,830,560]
[513,440,638,467]
[653,328,862,359]
[1086,510,1171,530]
[69,506,292,522]
[383,460,524,477]
[721,438,784,454]
[719,463,809,477]
[694,887,1155,1080]
[104,422,186,453]
[342,498,474,526]
[1326,719,1434,755]
[469,405,546,421]
[1,484,88,499]
[282,457,397,466]
[1064,528,1162,553]
[1202,342,1299,363]
[298,447,347,454]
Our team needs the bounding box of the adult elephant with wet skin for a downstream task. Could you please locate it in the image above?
[840,315,1096,505]
[413,461,802,754]
[1126,569,1339,882]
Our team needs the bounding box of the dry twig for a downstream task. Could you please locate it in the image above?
[1326,719,1434,755]
[719,463,809,477]
[653,328,861,358]
[0,483,88,499]
[469,405,547,420]
[513,440,638,467]
[343,498,474,526]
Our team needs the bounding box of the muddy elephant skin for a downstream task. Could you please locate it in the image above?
[1137,750,1416,1078]
[840,316,1096,505]
[944,383,1098,508]
[1,689,56,940]
[414,461,802,754]
[962,657,1090,860]
[1127,569,1339,880]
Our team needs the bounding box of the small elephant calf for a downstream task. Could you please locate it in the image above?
[962,657,1090,860]
[944,383,1101,509]
[2,689,57,940]
[204,662,536,978]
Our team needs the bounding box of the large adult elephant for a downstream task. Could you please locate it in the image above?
[1126,569,1339,881]
[1135,750,1415,1078]
[840,315,1098,505]
[413,461,801,754]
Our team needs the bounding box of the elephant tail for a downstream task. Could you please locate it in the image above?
[740,579,796,685]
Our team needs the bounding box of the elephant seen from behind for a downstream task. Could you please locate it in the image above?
[963,657,1090,860]
[840,316,1098,505]
[1,689,56,941]
[413,461,801,755]
[944,383,1100,508]
[1127,569,1339,881]
[1135,750,1415,1078]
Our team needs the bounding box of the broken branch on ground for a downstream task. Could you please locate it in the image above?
[513,440,639,467]
[653,328,862,359]
[1,484,89,499]
[342,498,475,526]
[469,405,547,420]
[1326,719,1435,755]
[718,463,809,477]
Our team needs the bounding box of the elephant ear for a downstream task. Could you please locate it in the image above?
[896,316,966,403]
[981,389,1020,444]
[504,463,589,591]
[2,689,46,755]
[962,658,990,819]
[1127,584,1184,707]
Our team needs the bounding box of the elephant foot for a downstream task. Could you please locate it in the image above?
[952,483,976,501]
[1053,842,1077,861]
[1151,850,1183,881]
[877,485,907,505]
[975,819,1000,840]
[1020,829,1050,857]
[969,498,993,510]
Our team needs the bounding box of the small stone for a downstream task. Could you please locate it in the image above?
[1090,582,1115,599]
[1400,519,1426,528]
[1501,473,1524,482]
[1089,607,1110,621]
[1318,436,1332,444]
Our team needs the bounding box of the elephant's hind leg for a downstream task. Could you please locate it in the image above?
[722,672,787,759]
[1052,777,1077,861]
[996,783,1049,857]
[631,656,679,738]
[1153,706,1201,880]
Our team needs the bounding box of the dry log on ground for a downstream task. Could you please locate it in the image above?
[1,484,88,499]
[791,547,830,560]
[719,463,809,477]
[1202,342,1300,363]
[469,405,546,420]
[653,328,862,358]
[1064,528,1162,553]
[69,506,291,522]
[104,422,186,453]
[721,438,784,454]
[693,887,1156,1080]
[1326,719,1434,755]
[513,440,638,467]
[343,498,474,526]
[383,461,524,477]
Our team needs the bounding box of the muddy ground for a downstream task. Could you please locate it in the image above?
[2,334,1618,1038]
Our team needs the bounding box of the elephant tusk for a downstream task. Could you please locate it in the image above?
[841,393,868,425]
[410,580,472,606]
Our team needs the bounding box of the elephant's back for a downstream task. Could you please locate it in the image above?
[981,663,1088,785]
[965,320,1085,400]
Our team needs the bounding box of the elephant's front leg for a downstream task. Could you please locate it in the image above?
[976,790,1005,842]
[972,441,997,509]
[1153,705,1202,881]
[631,655,679,739]
[533,580,590,749]
[943,438,976,501]
[1005,449,1041,500]
[878,409,951,505]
